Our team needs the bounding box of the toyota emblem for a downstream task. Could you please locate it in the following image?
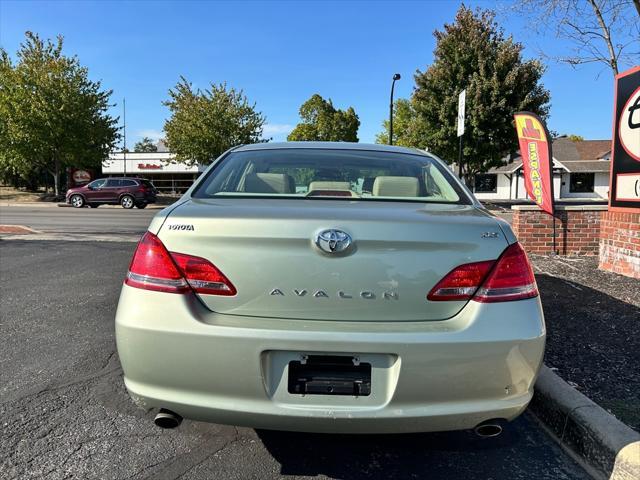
[314,229,352,254]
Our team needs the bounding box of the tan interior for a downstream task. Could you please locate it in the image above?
[372,176,420,197]
[243,173,295,194]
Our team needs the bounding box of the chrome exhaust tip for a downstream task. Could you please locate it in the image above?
[154,409,182,429]
[474,420,504,438]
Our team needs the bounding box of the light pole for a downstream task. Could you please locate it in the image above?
[123,98,127,176]
[389,73,401,145]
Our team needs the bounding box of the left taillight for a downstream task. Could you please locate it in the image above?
[125,231,236,296]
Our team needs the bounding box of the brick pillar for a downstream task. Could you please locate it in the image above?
[598,211,640,279]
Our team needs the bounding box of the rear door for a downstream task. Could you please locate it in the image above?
[101,179,122,202]
[120,179,139,198]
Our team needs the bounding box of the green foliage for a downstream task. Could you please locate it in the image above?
[414,6,550,176]
[163,77,266,166]
[566,134,584,142]
[0,32,120,194]
[288,94,360,142]
[134,136,158,152]
[377,6,550,178]
[375,98,428,147]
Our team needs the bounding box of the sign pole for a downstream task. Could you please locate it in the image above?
[457,89,466,182]
[458,135,463,178]
[123,98,127,177]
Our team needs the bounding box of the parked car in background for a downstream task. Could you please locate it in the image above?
[66,177,157,209]
[116,142,545,435]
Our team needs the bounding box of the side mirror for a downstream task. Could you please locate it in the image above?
[87,185,94,190]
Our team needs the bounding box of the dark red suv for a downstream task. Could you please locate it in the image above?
[66,177,157,209]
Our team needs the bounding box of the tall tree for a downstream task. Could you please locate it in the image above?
[375,98,428,147]
[0,32,119,195]
[134,136,158,152]
[514,0,639,77]
[288,94,360,142]
[163,78,266,166]
[412,6,550,178]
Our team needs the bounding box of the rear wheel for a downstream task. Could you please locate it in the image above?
[135,203,147,209]
[120,195,134,209]
[70,194,85,208]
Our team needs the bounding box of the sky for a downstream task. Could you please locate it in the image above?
[0,0,631,149]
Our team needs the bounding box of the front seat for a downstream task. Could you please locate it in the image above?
[372,176,420,197]
[243,173,295,194]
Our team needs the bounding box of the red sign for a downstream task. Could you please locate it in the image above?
[514,112,555,216]
[72,170,91,183]
[69,168,93,187]
[138,163,162,170]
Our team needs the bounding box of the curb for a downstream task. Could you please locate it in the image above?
[1,201,171,209]
[0,202,61,208]
[531,366,640,479]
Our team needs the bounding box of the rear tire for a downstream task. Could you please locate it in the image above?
[120,195,134,209]
[70,194,85,208]
[135,203,147,209]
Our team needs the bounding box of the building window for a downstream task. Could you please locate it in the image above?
[474,174,497,193]
[569,173,595,193]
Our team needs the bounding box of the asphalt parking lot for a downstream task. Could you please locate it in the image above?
[0,205,157,240]
[0,239,591,480]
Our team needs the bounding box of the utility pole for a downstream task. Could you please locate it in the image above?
[123,98,127,176]
[389,74,401,145]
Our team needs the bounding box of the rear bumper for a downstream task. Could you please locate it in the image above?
[115,285,545,433]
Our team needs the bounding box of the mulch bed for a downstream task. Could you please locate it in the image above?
[531,255,640,431]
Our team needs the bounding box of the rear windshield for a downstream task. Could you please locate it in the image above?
[192,148,469,204]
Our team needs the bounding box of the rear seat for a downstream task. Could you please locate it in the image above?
[243,173,295,194]
[372,176,420,197]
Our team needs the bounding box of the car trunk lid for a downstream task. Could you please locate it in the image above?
[157,198,509,321]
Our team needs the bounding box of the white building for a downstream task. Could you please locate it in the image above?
[103,141,206,193]
[471,138,611,201]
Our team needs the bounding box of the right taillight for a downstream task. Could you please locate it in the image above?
[427,242,538,303]
[125,231,236,296]
[473,242,538,302]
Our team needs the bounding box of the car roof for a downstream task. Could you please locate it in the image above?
[232,142,427,156]
[99,177,144,180]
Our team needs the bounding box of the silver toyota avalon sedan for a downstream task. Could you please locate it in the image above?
[115,142,545,434]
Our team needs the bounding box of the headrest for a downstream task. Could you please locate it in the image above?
[244,173,295,194]
[372,176,420,197]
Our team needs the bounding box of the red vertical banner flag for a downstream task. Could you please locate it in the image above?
[514,112,555,215]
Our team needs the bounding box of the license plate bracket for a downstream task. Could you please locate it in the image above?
[287,355,371,396]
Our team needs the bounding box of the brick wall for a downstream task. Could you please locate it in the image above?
[599,210,640,279]
[512,207,605,255]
